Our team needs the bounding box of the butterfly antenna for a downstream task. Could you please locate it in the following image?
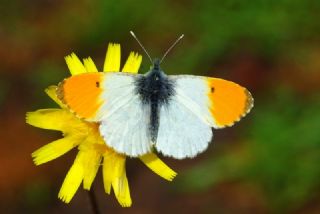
[160,34,184,63]
[130,31,153,63]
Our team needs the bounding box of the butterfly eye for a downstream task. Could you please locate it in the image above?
[96,82,100,88]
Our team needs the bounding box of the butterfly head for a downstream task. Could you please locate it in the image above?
[144,58,166,82]
[150,58,167,78]
[152,58,161,71]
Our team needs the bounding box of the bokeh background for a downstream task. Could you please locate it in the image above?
[1,0,320,213]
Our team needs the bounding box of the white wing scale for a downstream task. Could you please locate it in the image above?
[98,73,152,157]
[156,76,214,159]
[156,97,213,159]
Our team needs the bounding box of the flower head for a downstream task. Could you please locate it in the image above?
[26,44,177,207]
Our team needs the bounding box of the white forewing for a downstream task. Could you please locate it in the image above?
[98,73,152,157]
[171,75,217,127]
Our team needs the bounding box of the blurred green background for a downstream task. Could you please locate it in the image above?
[1,0,320,213]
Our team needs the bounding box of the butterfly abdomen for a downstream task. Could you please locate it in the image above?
[135,69,175,142]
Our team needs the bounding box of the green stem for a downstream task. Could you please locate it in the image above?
[88,186,100,214]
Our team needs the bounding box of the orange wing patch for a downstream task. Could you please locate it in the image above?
[207,78,253,128]
[57,73,104,120]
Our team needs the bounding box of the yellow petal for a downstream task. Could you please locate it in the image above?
[58,152,85,203]
[103,178,111,194]
[45,86,65,108]
[112,171,132,207]
[83,57,98,73]
[32,135,84,165]
[26,109,86,133]
[65,53,87,75]
[140,153,177,181]
[121,52,142,73]
[26,109,70,131]
[103,152,131,207]
[102,151,125,194]
[103,43,121,72]
[80,146,102,190]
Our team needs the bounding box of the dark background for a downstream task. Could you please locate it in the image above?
[1,0,320,213]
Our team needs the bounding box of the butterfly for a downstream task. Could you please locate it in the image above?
[56,34,254,159]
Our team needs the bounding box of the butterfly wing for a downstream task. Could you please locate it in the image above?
[156,96,213,159]
[155,75,253,159]
[172,75,254,128]
[57,72,152,156]
[57,72,105,121]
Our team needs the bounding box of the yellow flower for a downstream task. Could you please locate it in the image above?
[26,44,177,207]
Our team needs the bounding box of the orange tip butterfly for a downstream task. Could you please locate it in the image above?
[57,32,254,159]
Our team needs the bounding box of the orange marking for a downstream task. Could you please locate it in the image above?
[57,73,104,119]
[207,78,253,128]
